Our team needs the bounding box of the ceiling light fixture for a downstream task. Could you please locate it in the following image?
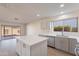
[60,4,64,8]
[36,14,40,17]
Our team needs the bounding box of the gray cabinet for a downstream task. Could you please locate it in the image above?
[48,37,55,47]
[55,36,78,54]
[55,37,62,50]
[69,38,77,54]
[61,38,69,52]
[55,37,69,52]
[39,34,78,54]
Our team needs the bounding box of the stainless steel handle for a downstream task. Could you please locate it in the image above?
[74,47,79,56]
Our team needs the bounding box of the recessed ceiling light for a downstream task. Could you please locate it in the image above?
[36,14,40,16]
[60,4,64,8]
[60,11,64,14]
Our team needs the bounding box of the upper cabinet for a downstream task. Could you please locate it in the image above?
[41,19,49,32]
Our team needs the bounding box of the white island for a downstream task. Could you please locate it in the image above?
[16,35,47,56]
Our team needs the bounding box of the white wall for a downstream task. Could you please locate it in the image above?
[26,18,50,36]
[26,20,41,35]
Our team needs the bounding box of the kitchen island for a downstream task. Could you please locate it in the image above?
[16,35,47,56]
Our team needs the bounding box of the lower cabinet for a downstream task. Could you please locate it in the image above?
[55,37,62,50]
[55,36,77,54]
[39,34,77,54]
[60,37,69,52]
[69,38,77,54]
[55,37,69,52]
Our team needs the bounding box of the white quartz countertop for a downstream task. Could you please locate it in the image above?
[68,36,79,42]
[16,35,47,46]
[39,33,79,42]
[39,33,57,37]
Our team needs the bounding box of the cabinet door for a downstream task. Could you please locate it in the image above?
[69,39,77,54]
[16,39,22,55]
[61,38,69,52]
[55,37,62,50]
[55,37,69,52]
[48,37,55,47]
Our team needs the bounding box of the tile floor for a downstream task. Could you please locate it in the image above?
[0,39,74,56]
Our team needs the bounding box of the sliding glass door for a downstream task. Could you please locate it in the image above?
[12,26,21,36]
[1,25,5,36]
[4,26,12,36]
[1,25,21,37]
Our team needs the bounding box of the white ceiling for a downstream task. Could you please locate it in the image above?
[0,3,79,24]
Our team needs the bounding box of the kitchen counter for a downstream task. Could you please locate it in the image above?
[16,35,47,46]
[39,33,57,37]
[16,35,48,56]
[68,36,79,43]
[39,33,79,43]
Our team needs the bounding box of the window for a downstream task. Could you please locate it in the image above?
[53,20,63,31]
[0,26,1,36]
[63,18,78,32]
[12,26,21,36]
[1,25,21,36]
[4,26,12,36]
[49,17,78,32]
[48,22,53,31]
[1,25,5,36]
